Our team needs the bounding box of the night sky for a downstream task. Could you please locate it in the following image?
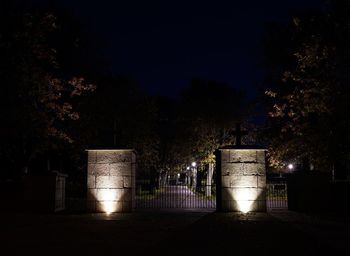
[22,0,322,97]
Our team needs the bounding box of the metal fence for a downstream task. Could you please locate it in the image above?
[135,180,216,209]
[266,179,288,210]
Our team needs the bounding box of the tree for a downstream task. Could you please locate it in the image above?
[74,76,160,178]
[0,11,95,177]
[172,79,245,174]
[263,0,350,177]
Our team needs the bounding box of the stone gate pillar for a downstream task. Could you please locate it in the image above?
[216,147,266,212]
[87,149,136,213]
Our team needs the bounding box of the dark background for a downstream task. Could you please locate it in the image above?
[5,0,322,98]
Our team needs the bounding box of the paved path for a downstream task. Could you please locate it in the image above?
[1,211,349,255]
[0,211,206,255]
[161,211,350,256]
[136,185,215,209]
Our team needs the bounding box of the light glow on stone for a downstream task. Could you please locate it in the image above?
[235,189,254,213]
[104,202,113,215]
[101,189,116,214]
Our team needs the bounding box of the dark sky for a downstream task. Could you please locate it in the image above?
[21,0,322,97]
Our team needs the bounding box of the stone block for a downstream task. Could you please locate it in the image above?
[220,150,231,163]
[256,151,266,164]
[95,188,121,201]
[221,200,249,212]
[86,149,136,213]
[123,176,133,188]
[131,163,136,176]
[221,163,266,176]
[217,148,267,212]
[236,200,266,212]
[257,176,266,188]
[222,199,267,212]
[87,175,96,188]
[109,163,132,176]
[122,189,133,201]
[221,189,233,201]
[96,176,123,189]
[221,163,244,176]
[242,163,265,176]
[87,189,97,200]
[132,176,136,188]
[88,151,97,163]
[96,201,123,213]
[131,152,137,163]
[221,187,265,201]
[230,150,257,163]
[88,163,109,176]
[96,151,133,164]
[222,176,258,188]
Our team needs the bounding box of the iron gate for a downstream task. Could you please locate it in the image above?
[266,178,288,210]
[136,173,216,209]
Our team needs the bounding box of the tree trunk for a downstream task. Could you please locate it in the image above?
[192,167,197,189]
[206,162,214,197]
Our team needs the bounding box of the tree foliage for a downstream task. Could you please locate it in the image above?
[263,1,350,177]
[77,76,160,173]
[167,79,245,171]
[0,11,95,176]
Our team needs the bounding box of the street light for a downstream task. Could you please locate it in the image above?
[190,162,197,188]
[288,164,294,170]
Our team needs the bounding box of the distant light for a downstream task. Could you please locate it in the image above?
[186,166,190,170]
[288,164,294,170]
[191,162,196,167]
[177,173,180,177]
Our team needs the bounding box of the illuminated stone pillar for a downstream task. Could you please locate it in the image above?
[87,149,136,213]
[216,147,266,212]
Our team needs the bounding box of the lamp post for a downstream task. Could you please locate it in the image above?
[185,166,190,186]
[191,162,197,189]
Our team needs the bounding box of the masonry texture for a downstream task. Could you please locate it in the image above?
[218,148,267,212]
[87,150,136,212]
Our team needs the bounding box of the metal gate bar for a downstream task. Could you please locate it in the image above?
[267,181,288,210]
[135,182,216,209]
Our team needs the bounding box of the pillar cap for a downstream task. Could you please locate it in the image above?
[86,149,136,153]
[218,145,266,150]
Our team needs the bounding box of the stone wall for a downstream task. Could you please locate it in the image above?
[87,149,136,213]
[217,148,266,212]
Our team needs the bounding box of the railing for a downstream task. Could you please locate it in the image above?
[266,180,288,210]
[135,181,216,209]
